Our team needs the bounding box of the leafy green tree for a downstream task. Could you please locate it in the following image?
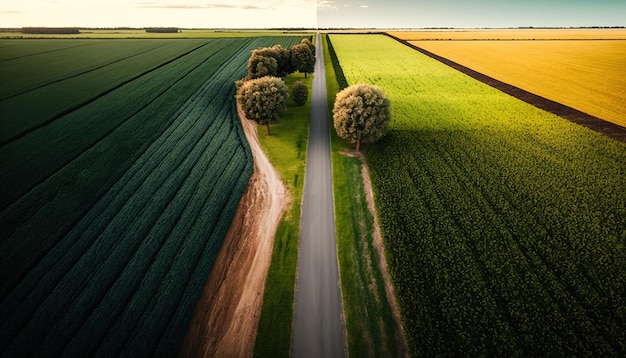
[290,43,315,78]
[333,84,391,152]
[247,45,293,79]
[247,54,278,80]
[292,81,308,106]
[300,38,315,54]
[236,76,288,136]
[269,45,294,77]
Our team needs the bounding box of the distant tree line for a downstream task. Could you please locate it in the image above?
[145,27,179,33]
[22,27,79,34]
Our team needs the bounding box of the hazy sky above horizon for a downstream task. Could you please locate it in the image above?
[1,0,624,28]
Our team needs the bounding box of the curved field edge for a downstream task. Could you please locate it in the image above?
[253,42,314,357]
[330,34,626,356]
[0,36,303,357]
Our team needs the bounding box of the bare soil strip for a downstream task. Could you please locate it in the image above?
[179,104,288,358]
[358,153,409,358]
[385,33,626,143]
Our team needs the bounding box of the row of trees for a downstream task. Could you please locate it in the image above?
[235,36,392,152]
[22,27,79,34]
[245,38,315,80]
[237,38,314,136]
[145,27,179,33]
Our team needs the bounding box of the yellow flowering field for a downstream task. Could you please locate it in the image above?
[390,30,626,127]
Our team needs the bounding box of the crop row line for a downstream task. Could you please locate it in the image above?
[0,42,173,102]
[0,88,232,335]
[443,134,625,350]
[0,40,226,213]
[0,41,210,146]
[0,41,96,62]
[425,136,620,351]
[1,35,301,356]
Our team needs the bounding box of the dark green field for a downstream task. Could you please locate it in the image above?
[0,36,302,356]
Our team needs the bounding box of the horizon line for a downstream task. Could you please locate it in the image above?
[2,25,625,30]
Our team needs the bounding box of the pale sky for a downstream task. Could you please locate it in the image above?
[1,0,624,28]
[318,0,626,28]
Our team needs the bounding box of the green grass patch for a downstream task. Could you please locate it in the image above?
[324,34,403,358]
[253,72,312,357]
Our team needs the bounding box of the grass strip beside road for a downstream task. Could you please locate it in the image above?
[253,72,311,358]
[324,34,404,358]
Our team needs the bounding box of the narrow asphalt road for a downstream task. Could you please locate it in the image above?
[292,33,346,358]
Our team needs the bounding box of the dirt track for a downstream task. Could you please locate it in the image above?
[359,154,409,357]
[178,104,288,358]
[385,33,626,143]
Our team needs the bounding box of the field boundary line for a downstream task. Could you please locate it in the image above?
[384,33,626,143]
[0,41,209,147]
[0,42,174,102]
[0,42,96,62]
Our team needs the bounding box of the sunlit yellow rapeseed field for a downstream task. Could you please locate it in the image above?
[390,30,626,127]
[389,28,626,40]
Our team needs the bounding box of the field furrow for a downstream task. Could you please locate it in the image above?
[2,49,241,300]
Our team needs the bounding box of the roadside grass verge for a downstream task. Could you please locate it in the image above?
[253,72,311,357]
[324,34,403,357]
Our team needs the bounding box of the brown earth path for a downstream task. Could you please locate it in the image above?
[385,33,626,143]
[178,104,289,358]
[359,153,409,358]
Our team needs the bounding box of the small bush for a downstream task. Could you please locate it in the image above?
[292,81,308,106]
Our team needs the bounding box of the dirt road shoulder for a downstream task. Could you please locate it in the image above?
[179,104,289,358]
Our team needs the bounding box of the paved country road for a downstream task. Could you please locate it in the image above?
[292,33,346,358]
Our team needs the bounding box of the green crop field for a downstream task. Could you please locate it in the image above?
[329,34,626,356]
[0,36,303,356]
